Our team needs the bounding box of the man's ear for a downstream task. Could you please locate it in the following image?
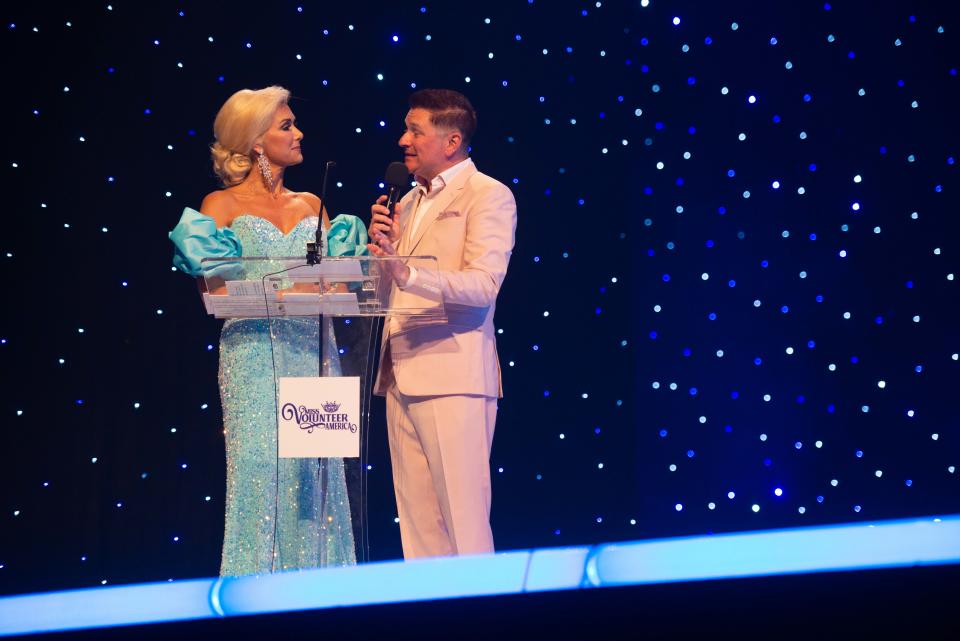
[446,131,463,156]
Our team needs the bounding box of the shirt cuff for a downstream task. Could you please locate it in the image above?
[399,265,418,289]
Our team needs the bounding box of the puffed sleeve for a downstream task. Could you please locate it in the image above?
[168,207,243,277]
[326,214,370,257]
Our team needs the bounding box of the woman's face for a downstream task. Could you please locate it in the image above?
[258,103,303,167]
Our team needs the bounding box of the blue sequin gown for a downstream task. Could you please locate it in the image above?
[170,208,368,576]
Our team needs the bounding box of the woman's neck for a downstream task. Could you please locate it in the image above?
[237,165,285,199]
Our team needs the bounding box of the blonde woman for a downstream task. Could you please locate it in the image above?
[169,86,366,576]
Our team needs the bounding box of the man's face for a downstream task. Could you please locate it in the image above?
[398,108,456,180]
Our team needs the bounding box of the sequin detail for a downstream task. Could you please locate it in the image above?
[217,215,356,576]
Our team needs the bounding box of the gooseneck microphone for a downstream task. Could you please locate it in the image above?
[306,160,336,264]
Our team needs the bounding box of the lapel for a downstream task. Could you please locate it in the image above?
[397,189,422,255]
[405,160,477,255]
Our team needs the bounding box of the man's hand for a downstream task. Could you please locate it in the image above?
[369,195,400,244]
[367,235,411,286]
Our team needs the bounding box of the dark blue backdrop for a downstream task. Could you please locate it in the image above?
[1,0,957,596]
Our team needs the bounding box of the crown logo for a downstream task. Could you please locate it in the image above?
[322,401,341,413]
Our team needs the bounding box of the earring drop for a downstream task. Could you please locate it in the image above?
[257,152,275,192]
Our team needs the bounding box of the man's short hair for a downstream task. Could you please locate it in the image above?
[409,89,478,149]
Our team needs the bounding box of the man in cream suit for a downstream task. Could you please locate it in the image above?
[367,89,517,558]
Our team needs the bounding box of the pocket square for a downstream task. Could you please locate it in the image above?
[435,210,461,221]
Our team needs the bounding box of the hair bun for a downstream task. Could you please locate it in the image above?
[211,142,252,187]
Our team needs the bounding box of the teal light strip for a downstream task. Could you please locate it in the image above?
[1,515,957,636]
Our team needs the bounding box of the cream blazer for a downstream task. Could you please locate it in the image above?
[373,160,517,398]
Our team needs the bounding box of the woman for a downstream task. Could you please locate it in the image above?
[168,86,367,576]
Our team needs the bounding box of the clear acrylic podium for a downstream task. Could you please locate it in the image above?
[200,255,444,568]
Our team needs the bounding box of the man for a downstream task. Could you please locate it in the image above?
[366,89,517,558]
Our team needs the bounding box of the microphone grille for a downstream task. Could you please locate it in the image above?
[384,161,410,186]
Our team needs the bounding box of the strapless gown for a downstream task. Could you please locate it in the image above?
[169,208,368,576]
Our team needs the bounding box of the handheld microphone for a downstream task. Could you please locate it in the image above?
[383,161,410,223]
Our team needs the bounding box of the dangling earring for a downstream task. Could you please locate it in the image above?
[257,152,275,192]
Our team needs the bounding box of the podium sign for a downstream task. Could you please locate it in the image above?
[278,376,360,458]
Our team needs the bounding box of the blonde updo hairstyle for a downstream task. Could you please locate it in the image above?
[210,85,291,187]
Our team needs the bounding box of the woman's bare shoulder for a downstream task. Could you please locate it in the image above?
[297,191,322,214]
[199,190,240,228]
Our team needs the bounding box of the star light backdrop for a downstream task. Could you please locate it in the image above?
[1,1,957,596]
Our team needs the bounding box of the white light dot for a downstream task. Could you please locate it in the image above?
[752,504,760,513]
